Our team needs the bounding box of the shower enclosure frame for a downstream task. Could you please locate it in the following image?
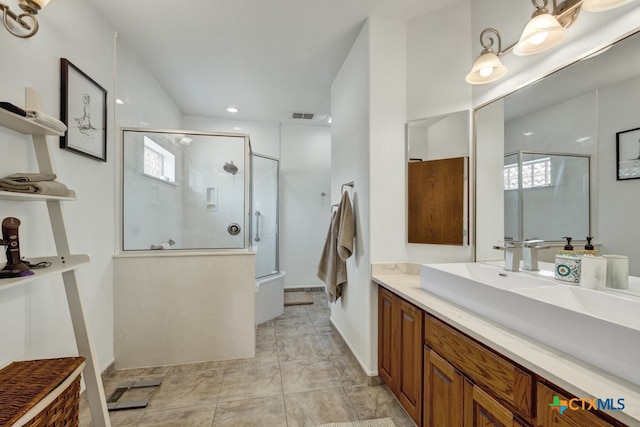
[119,127,253,252]
[252,153,280,279]
[504,150,591,243]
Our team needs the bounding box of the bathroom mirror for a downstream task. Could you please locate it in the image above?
[406,110,470,245]
[121,129,251,251]
[475,30,640,275]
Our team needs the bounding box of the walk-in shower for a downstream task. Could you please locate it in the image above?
[121,129,251,251]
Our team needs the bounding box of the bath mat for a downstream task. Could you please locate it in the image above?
[318,418,395,427]
[284,291,313,306]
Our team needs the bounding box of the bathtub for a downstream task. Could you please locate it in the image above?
[255,271,285,325]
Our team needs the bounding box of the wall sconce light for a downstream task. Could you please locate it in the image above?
[0,0,50,39]
[466,0,637,84]
[465,29,509,84]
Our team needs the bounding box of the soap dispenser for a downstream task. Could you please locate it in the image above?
[563,237,573,251]
[585,236,594,250]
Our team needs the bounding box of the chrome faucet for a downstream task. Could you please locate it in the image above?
[492,241,522,272]
[522,239,551,271]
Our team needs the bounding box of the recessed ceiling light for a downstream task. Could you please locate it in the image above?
[115,98,124,105]
[327,117,332,124]
[523,131,534,136]
[233,127,242,130]
[576,136,592,142]
[227,107,239,113]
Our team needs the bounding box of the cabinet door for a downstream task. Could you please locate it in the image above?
[397,298,423,424]
[424,347,463,427]
[536,382,618,427]
[378,287,397,392]
[464,379,524,427]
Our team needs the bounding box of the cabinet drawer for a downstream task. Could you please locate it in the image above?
[536,382,624,427]
[425,315,533,419]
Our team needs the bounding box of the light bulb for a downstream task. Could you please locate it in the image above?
[479,67,494,78]
[529,31,548,46]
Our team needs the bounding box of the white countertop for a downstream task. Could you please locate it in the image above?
[372,263,640,426]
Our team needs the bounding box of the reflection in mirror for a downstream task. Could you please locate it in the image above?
[407,111,470,245]
[122,129,250,251]
[504,151,589,242]
[475,30,640,275]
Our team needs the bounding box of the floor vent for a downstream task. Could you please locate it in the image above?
[291,112,315,120]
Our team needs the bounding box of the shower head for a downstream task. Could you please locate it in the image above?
[223,161,238,175]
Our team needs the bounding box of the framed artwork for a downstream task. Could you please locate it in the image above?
[60,58,107,162]
[616,127,640,181]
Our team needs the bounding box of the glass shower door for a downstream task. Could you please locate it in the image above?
[252,154,279,278]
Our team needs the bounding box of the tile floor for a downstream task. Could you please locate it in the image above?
[79,290,415,427]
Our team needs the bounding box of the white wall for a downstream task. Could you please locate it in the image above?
[115,36,183,130]
[330,19,372,372]
[405,1,474,264]
[407,0,472,121]
[183,116,280,159]
[0,0,116,370]
[370,18,408,265]
[279,123,331,288]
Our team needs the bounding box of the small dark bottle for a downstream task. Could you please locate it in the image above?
[585,236,594,250]
[563,237,574,251]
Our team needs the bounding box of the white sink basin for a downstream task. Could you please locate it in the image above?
[425,262,558,290]
[515,286,640,331]
[420,262,640,386]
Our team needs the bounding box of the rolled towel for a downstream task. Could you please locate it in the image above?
[25,110,68,133]
[0,178,74,197]
[3,172,57,182]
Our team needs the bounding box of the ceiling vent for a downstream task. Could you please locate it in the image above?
[291,112,315,120]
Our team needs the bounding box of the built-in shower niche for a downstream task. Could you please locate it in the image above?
[121,129,251,251]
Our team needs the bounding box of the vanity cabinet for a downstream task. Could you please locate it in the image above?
[426,315,534,423]
[536,382,624,427]
[377,287,423,424]
[377,284,627,427]
[423,347,464,426]
[423,315,532,427]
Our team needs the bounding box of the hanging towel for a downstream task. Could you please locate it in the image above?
[317,211,347,303]
[335,190,354,261]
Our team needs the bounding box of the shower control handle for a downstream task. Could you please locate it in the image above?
[254,211,261,242]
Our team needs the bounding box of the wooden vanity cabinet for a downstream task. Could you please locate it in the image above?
[377,285,627,427]
[377,288,423,424]
[423,319,531,427]
[425,315,534,423]
[464,380,530,427]
[536,382,625,427]
[423,347,464,427]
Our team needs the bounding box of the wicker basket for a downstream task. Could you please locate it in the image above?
[0,357,85,427]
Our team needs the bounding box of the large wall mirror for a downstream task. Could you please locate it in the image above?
[475,30,640,276]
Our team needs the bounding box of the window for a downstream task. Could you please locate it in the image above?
[504,157,551,190]
[143,136,175,183]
